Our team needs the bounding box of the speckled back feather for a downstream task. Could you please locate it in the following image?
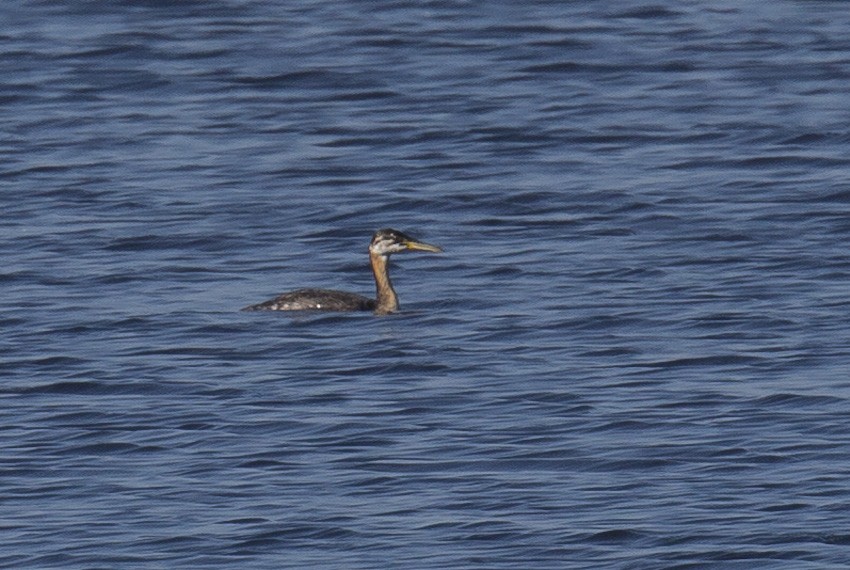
[241,288,376,312]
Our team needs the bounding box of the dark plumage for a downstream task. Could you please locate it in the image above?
[242,288,375,312]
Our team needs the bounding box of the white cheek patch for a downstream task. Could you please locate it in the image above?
[370,239,392,255]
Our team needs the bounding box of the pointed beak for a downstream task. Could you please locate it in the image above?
[404,239,443,253]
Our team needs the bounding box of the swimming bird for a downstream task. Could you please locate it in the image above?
[242,228,442,314]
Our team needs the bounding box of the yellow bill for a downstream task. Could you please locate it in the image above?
[405,240,443,253]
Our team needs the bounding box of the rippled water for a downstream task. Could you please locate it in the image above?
[4,1,850,568]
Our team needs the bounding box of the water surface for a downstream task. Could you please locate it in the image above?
[3,1,850,568]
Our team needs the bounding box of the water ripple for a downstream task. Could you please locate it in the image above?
[4,1,850,568]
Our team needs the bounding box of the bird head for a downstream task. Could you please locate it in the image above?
[369,228,443,257]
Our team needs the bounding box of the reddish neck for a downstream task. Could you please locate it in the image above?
[370,253,398,314]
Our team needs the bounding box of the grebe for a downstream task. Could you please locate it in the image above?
[242,228,442,314]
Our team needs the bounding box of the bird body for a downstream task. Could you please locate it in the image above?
[241,288,376,312]
[242,229,442,315]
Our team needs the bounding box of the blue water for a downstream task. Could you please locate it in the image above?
[4,1,850,568]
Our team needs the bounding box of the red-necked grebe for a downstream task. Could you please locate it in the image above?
[242,228,442,315]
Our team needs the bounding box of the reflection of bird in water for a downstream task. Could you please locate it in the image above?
[242,228,443,315]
